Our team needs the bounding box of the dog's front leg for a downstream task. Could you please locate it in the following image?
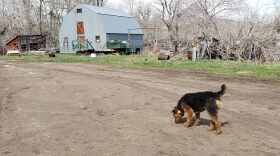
[194,112,201,126]
[184,109,193,127]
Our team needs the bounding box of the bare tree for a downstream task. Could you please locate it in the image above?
[1,0,6,20]
[38,0,44,35]
[123,0,135,15]
[22,0,34,34]
[97,0,103,6]
[136,1,152,28]
[221,4,280,62]
[0,26,7,35]
[0,0,7,34]
[189,0,245,42]
[0,0,279,62]
[77,0,104,6]
[154,0,186,53]
[134,1,159,51]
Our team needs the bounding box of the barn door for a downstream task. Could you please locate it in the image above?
[73,21,89,52]
[77,21,85,44]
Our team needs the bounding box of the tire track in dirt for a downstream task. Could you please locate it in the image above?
[0,87,31,143]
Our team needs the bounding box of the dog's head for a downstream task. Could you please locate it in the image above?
[171,106,184,124]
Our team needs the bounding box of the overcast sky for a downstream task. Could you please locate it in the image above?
[247,0,275,6]
[107,0,278,16]
[107,0,276,7]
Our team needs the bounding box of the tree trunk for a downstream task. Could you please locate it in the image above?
[100,0,103,6]
[39,0,42,35]
[174,25,179,53]
[22,0,33,34]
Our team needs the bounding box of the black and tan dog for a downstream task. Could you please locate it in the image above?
[172,84,227,135]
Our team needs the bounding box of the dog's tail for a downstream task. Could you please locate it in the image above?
[215,84,227,99]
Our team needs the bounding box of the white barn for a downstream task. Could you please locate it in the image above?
[59,4,143,53]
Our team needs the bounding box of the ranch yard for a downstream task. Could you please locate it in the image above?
[0,60,279,156]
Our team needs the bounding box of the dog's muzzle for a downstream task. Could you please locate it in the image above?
[172,108,183,124]
[174,111,183,123]
[174,116,182,124]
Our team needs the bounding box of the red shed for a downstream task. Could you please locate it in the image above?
[5,35,46,54]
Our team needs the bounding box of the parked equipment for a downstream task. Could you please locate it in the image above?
[106,40,140,55]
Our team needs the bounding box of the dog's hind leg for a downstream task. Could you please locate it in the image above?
[194,112,201,126]
[207,110,222,134]
[206,98,222,134]
[184,108,193,128]
[207,111,215,131]
[207,119,215,131]
[210,115,222,134]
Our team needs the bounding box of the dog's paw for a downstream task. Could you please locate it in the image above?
[184,123,191,128]
[207,126,215,131]
[194,121,201,126]
[214,130,222,135]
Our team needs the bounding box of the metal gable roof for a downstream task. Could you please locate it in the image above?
[98,14,143,34]
[80,4,143,35]
[82,4,133,17]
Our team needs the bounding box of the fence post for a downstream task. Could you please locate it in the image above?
[192,47,196,61]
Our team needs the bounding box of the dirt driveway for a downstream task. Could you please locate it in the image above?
[0,60,279,156]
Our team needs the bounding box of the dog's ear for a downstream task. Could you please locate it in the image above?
[171,107,177,113]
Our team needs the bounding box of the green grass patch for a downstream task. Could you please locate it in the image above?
[1,54,280,80]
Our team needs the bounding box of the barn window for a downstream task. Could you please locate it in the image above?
[77,8,82,13]
[95,36,100,43]
[13,42,18,49]
[77,22,84,34]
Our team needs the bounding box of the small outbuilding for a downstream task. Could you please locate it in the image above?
[5,35,46,55]
[59,4,143,54]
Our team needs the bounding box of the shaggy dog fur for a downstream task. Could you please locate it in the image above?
[172,84,227,134]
